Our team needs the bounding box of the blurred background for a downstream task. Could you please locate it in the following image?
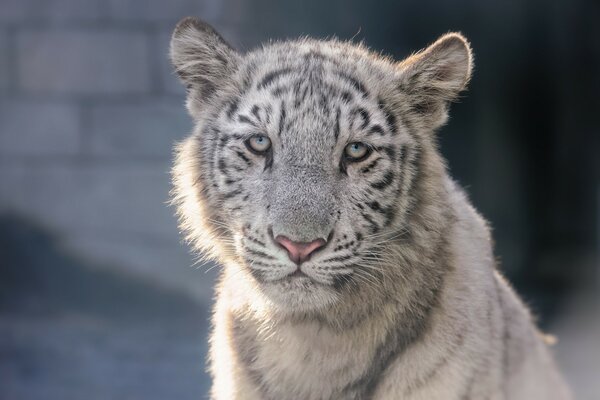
[0,0,598,398]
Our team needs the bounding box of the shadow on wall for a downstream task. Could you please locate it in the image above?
[0,213,212,400]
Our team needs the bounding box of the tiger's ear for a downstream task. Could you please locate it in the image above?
[397,33,473,129]
[170,17,240,116]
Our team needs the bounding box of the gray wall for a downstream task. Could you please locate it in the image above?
[0,0,245,300]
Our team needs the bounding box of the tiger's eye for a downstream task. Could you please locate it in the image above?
[344,142,371,162]
[246,135,272,154]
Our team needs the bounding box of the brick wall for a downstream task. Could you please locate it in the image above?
[0,0,243,301]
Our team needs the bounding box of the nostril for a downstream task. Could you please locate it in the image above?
[275,235,327,264]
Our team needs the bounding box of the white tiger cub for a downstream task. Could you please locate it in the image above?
[170,17,571,400]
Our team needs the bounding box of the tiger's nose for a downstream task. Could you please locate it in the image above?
[275,235,327,265]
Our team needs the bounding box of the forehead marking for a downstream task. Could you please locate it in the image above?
[256,67,294,90]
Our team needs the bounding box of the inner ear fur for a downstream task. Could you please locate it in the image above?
[397,33,473,128]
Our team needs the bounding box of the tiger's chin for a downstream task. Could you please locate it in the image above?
[258,275,340,313]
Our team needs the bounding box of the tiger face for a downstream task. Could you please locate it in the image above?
[171,18,472,311]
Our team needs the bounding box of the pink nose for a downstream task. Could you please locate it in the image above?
[275,235,327,265]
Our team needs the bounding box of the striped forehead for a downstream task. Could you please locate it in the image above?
[222,54,398,154]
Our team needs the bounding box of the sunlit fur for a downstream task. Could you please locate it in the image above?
[170,17,571,400]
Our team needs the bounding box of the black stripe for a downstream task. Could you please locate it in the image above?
[271,85,289,96]
[235,150,251,165]
[341,90,353,103]
[218,135,230,148]
[334,107,341,141]
[278,101,286,137]
[378,98,398,135]
[374,145,396,160]
[361,157,382,174]
[246,235,266,247]
[257,67,293,89]
[360,212,380,233]
[322,254,354,264]
[367,124,384,136]
[250,105,262,123]
[264,104,272,125]
[358,108,370,129]
[371,171,395,190]
[217,158,230,175]
[226,99,239,120]
[238,114,257,126]
[223,188,243,199]
[303,49,327,62]
[294,84,309,107]
[245,247,275,260]
[335,70,369,98]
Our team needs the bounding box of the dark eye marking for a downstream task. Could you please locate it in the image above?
[374,145,396,160]
[361,157,382,174]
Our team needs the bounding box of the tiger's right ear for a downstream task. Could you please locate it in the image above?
[170,17,240,114]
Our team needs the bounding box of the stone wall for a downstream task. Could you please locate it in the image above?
[0,0,243,300]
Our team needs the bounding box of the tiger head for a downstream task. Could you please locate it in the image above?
[170,17,472,313]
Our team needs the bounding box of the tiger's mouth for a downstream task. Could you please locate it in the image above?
[288,268,309,278]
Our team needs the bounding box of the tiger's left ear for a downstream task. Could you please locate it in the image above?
[397,33,473,129]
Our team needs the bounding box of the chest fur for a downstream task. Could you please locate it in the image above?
[232,318,382,400]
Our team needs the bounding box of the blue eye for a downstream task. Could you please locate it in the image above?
[344,142,371,161]
[246,134,272,154]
